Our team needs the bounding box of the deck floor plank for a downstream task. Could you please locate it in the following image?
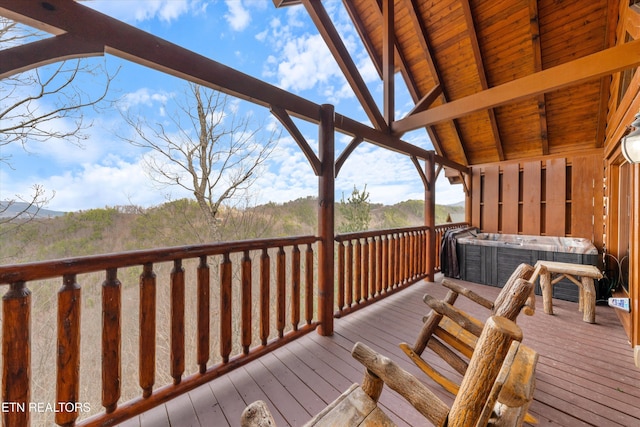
[118,276,640,427]
[188,380,230,427]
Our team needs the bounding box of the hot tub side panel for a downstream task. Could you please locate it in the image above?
[458,244,598,302]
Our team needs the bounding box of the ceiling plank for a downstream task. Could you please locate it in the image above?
[460,0,505,161]
[301,0,388,131]
[392,38,640,134]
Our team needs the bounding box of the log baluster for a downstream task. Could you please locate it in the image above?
[389,234,396,288]
[382,235,389,292]
[291,245,301,331]
[259,249,270,345]
[276,247,286,338]
[354,239,362,303]
[197,256,210,372]
[375,236,382,296]
[56,274,81,427]
[2,281,31,427]
[400,233,405,284]
[170,260,185,385]
[410,231,416,279]
[305,243,314,325]
[337,242,345,312]
[220,253,232,363]
[346,240,353,307]
[139,263,156,397]
[362,238,370,300]
[369,237,376,297]
[241,251,252,354]
[102,268,121,413]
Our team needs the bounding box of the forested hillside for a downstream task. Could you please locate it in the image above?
[0,197,464,264]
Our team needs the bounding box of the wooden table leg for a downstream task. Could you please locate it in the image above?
[581,277,596,323]
[539,271,553,315]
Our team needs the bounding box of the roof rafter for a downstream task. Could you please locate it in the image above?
[382,0,394,124]
[460,0,505,161]
[341,0,382,78]
[399,0,468,165]
[528,0,549,155]
[300,0,388,132]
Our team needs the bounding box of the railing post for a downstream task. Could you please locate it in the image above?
[57,274,81,426]
[425,152,436,282]
[102,268,121,414]
[197,257,210,370]
[171,260,185,384]
[317,103,335,336]
[2,281,31,427]
[139,263,156,396]
[260,248,270,346]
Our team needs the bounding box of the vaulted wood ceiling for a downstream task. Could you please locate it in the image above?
[278,0,640,167]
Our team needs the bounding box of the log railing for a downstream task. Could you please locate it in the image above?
[0,235,319,427]
[334,226,429,317]
[434,222,470,272]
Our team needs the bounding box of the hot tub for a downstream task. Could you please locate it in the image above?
[456,233,599,302]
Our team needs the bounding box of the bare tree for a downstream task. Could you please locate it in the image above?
[120,83,279,238]
[0,18,116,221]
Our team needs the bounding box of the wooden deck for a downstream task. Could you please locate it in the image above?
[117,276,640,427]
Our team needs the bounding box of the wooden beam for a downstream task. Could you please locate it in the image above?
[341,0,382,78]
[529,0,549,155]
[301,0,388,131]
[335,136,363,177]
[392,38,640,134]
[0,33,103,77]
[270,106,321,176]
[411,156,429,189]
[382,0,394,125]
[406,85,443,117]
[460,0,504,161]
[400,0,468,164]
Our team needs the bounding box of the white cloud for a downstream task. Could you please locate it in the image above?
[225,0,251,31]
[87,0,199,23]
[277,34,343,92]
[120,88,172,110]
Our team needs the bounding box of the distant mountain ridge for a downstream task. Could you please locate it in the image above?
[0,201,66,219]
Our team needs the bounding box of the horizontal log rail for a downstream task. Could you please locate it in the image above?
[433,222,470,273]
[334,226,429,317]
[0,235,319,427]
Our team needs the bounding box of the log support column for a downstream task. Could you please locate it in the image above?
[425,153,436,282]
[318,104,335,336]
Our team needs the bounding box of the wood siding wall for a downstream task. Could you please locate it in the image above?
[470,153,604,249]
[602,1,640,362]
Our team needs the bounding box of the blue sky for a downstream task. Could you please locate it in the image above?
[1,0,465,212]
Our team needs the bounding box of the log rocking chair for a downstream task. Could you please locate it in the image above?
[241,315,538,427]
[399,263,544,424]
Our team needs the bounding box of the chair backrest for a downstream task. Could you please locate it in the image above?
[492,263,535,320]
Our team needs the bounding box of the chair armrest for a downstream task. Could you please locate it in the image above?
[351,342,449,427]
[423,294,484,337]
[442,279,494,310]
